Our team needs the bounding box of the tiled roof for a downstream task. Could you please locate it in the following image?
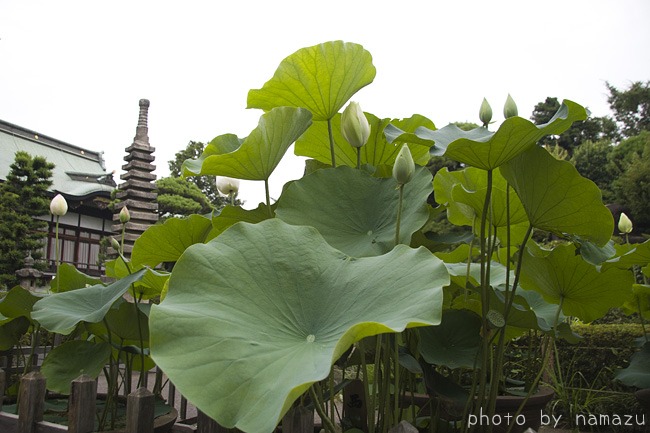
[0,119,116,199]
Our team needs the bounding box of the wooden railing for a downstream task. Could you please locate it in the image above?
[0,369,246,433]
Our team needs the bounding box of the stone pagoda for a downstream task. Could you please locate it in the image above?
[112,99,158,257]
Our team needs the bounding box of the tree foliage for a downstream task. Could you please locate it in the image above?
[612,132,650,229]
[531,97,618,153]
[168,141,228,209]
[607,81,650,138]
[156,176,213,218]
[0,151,54,289]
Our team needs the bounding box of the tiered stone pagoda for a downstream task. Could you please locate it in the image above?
[112,99,158,256]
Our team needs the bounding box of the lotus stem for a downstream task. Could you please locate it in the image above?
[54,215,61,292]
[264,179,272,217]
[395,185,404,246]
[328,118,337,168]
[357,147,361,169]
[309,385,337,433]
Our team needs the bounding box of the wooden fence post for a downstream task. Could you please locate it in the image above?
[68,374,97,433]
[282,405,314,433]
[17,371,46,433]
[197,410,243,433]
[0,368,5,412]
[126,387,155,433]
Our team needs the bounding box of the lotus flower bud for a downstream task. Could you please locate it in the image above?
[341,101,370,149]
[50,194,68,216]
[503,94,518,119]
[479,98,492,127]
[119,206,130,223]
[393,144,415,185]
[109,236,121,251]
[216,176,240,196]
[618,212,633,234]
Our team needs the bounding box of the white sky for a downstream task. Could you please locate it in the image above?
[1,1,649,208]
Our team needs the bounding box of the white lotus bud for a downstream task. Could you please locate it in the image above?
[341,101,370,149]
[119,206,130,223]
[503,94,518,119]
[479,98,492,126]
[216,176,240,196]
[392,144,415,185]
[618,212,633,234]
[50,194,68,216]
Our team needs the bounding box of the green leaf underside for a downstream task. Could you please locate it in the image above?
[386,100,588,170]
[41,340,112,394]
[50,263,102,293]
[247,41,376,121]
[603,239,650,271]
[182,107,312,180]
[32,269,147,334]
[519,244,633,322]
[131,214,213,268]
[206,203,274,242]
[615,342,650,388]
[295,113,432,168]
[0,286,41,320]
[500,145,614,246]
[419,309,481,369]
[275,166,432,257]
[150,219,448,433]
[434,167,528,229]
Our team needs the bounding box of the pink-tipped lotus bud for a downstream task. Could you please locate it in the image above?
[341,101,370,149]
[50,194,68,216]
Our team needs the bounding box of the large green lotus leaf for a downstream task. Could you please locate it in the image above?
[0,286,41,320]
[0,316,30,350]
[247,41,376,121]
[105,299,150,342]
[500,145,613,246]
[41,340,112,394]
[519,244,633,322]
[602,239,650,271]
[622,284,650,320]
[182,107,312,180]
[275,166,432,257]
[615,342,650,388]
[205,203,274,242]
[418,309,481,369]
[50,263,102,293]
[132,268,169,300]
[385,100,588,170]
[32,269,147,335]
[295,113,432,168]
[131,214,213,268]
[149,219,448,433]
[436,166,528,229]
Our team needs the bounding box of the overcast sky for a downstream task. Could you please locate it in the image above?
[1,1,649,208]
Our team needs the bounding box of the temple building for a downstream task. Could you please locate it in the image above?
[0,99,157,277]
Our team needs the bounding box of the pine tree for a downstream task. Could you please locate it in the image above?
[0,151,54,289]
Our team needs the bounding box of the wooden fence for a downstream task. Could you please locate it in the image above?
[0,368,251,433]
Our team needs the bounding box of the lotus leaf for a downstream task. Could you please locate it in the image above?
[275,166,432,257]
[500,145,614,246]
[32,269,147,335]
[181,107,312,181]
[247,41,375,121]
[385,100,588,170]
[150,219,448,433]
[519,244,633,322]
